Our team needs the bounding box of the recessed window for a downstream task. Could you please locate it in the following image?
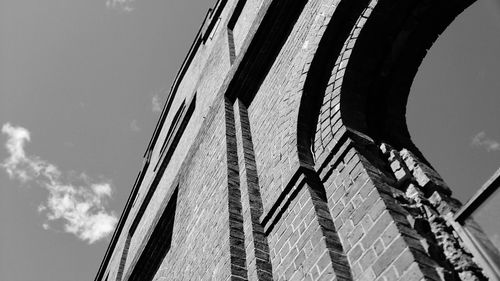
[154,93,196,171]
[130,93,195,236]
[159,101,186,156]
[128,187,178,281]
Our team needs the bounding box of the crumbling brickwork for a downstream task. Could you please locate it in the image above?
[95,0,497,280]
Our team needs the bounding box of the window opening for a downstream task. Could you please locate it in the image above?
[128,187,179,281]
[130,93,195,235]
[154,93,196,171]
[159,101,186,157]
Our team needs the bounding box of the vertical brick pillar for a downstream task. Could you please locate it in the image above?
[233,99,274,281]
[225,98,249,281]
[319,134,442,281]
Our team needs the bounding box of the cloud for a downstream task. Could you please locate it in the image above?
[106,0,135,12]
[152,94,162,113]
[1,123,58,182]
[129,120,141,132]
[471,131,500,152]
[44,181,117,244]
[1,123,118,244]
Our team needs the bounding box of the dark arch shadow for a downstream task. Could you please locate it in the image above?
[339,0,476,164]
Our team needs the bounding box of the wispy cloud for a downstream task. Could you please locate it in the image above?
[129,120,140,132]
[152,94,162,113]
[471,131,500,152]
[106,0,135,12]
[1,123,118,244]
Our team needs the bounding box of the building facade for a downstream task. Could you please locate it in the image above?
[95,0,500,280]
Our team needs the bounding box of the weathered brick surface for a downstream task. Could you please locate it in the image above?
[247,0,344,219]
[231,0,266,55]
[267,180,350,281]
[248,0,322,213]
[153,99,233,280]
[95,0,493,280]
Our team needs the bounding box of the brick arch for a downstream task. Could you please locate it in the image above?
[297,0,371,168]
[298,0,476,167]
[295,1,492,280]
[338,0,475,158]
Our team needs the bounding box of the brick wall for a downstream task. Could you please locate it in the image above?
[95,0,495,280]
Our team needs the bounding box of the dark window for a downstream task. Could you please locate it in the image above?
[130,93,195,235]
[154,93,196,171]
[128,187,178,281]
[159,101,186,157]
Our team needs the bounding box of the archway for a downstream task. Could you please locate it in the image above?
[296,0,499,279]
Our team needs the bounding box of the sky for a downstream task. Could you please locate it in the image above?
[0,0,216,280]
[408,0,500,202]
[0,0,498,281]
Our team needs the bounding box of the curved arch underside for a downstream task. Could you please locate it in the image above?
[342,0,474,156]
[299,0,476,165]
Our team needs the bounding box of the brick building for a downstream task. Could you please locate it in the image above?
[95,0,500,280]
